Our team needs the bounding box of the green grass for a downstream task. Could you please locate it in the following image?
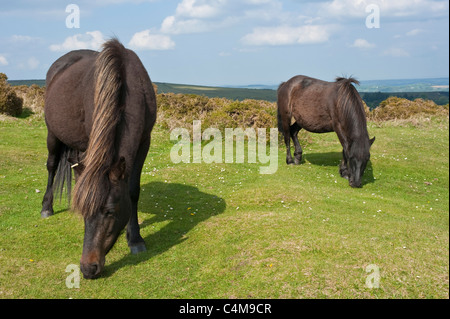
[0,115,448,299]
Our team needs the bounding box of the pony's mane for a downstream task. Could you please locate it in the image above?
[72,39,126,218]
[335,76,367,134]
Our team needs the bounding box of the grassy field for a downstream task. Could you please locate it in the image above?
[0,114,448,299]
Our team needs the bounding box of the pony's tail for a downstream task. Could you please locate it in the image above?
[53,146,74,205]
[72,38,126,217]
[277,82,286,133]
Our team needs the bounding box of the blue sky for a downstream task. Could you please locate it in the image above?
[0,0,448,86]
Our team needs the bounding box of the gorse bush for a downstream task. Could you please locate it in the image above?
[157,93,277,132]
[368,96,449,122]
[157,92,448,133]
[0,73,23,117]
[13,84,45,114]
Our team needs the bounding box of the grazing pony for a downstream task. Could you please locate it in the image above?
[277,75,375,188]
[40,39,157,278]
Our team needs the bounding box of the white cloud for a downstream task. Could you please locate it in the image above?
[161,15,210,34]
[27,57,40,70]
[10,35,38,43]
[128,30,175,50]
[406,28,424,36]
[244,0,273,4]
[242,25,331,46]
[49,31,105,52]
[17,56,40,70]
[94,0,158,4]
[160,0,228,34]
[320,0,449,18]
[175,0,223,18]
[0,55,8,66]
[383,47,410,57]
[351,38,375,49]
[160,0,282,35]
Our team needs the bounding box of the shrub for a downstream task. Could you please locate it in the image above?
[0,73,23,117]
[368,96,449,122]
[13,84,45,114]
[156,93,277,133]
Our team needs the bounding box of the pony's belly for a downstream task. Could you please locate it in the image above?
[295,113,334,134]
[303,125,334,134]
[45,105,89,151]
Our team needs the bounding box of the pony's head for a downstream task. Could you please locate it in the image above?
[74,157,131,279]
[346,136,375,188]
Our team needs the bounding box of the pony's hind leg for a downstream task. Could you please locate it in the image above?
[290,123,303,165]
[283,133,294,165]
[40,132,62,218]
[280,116,294,165]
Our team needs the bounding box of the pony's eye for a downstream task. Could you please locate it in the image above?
[103,207,115,217]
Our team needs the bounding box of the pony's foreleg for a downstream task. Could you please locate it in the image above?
[290,123,303,165]
[339,150,350,179]
[40,132,62,218]
[334,127,350,180]
[127,138,150,254]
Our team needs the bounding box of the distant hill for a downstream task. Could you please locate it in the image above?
[230,78,450,93]
[8,78,449,108]
[155,82,277,102]
[358,78,449,93]
[9,79,46,87]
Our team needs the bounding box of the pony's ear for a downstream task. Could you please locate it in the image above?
[110,156,127,182]
[370,137,376,146]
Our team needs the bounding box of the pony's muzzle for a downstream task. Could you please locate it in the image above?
[80,252,105,279]
[80,262,102,279]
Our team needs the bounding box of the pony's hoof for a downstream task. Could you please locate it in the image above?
[129,243,146,254]
[41,210,54,218]
[339,168,349,179]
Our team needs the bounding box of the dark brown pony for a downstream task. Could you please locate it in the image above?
[277,75,375,188]
[40,39,157,279]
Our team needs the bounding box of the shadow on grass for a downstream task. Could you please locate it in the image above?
[304,151,342,167]
[18,107,34,119]
[103,181,226,277]
[304,152,375,187]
